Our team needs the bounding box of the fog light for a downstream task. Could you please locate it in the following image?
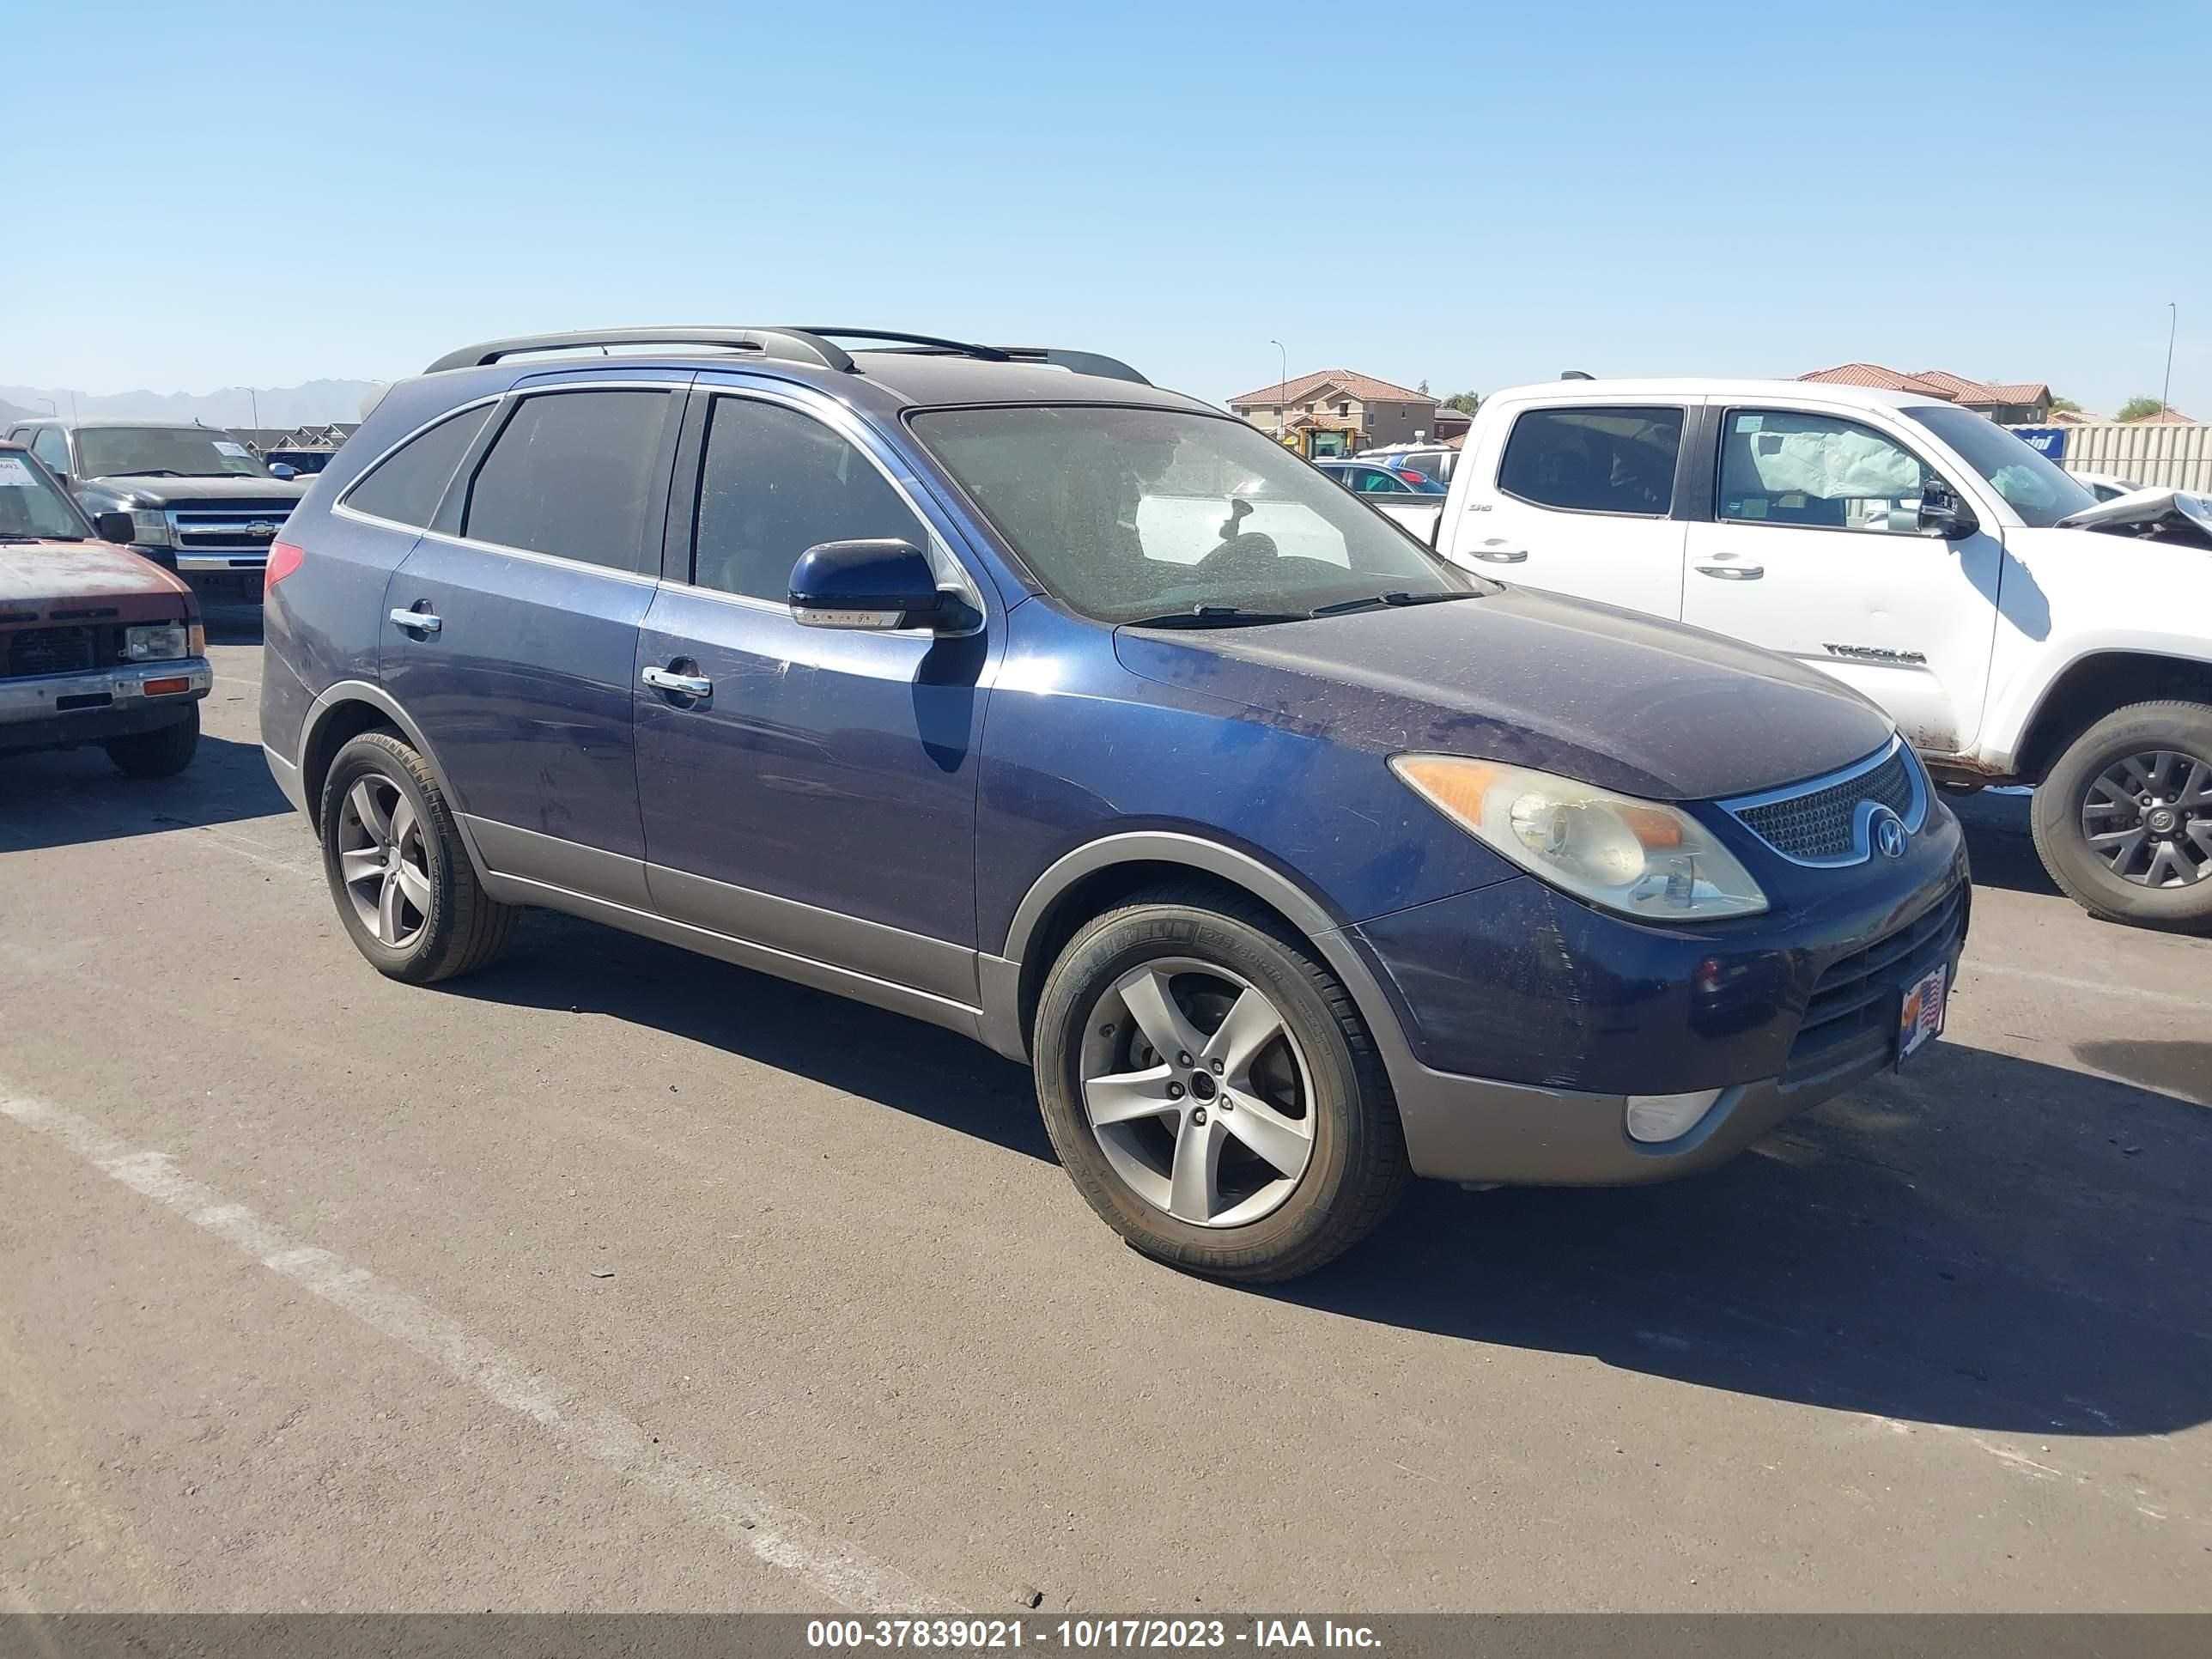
[1625,1089,1723,1145]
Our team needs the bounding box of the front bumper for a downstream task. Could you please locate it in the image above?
[0,658,211,750]
[1350,797,1971,1185]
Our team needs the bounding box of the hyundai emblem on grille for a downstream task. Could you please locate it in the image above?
[1875,811,1906,858]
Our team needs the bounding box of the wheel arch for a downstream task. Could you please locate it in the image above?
[982,832,1413,1074]
[2010,649,2212,783]
[297,681,495,883]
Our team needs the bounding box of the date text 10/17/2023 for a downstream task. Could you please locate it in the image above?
[806,1618,1384,1650]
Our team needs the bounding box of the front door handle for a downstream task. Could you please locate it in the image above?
[388,607,442,633]
[1469,539,1528,563]
[1695,562,1765,580]
[642,665,714,699]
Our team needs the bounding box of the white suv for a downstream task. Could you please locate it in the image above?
[1418,378,2212,930]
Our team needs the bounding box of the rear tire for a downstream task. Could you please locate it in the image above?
[1033,886,1408,1283]
[105,705,199,779]
[2032,700,2212,933]
[319,731,518,982]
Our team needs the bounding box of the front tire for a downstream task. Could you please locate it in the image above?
[1033,887,1408,1283]
[105,705,199,779]
[319,731,518,982]
[2032,700,2212,933]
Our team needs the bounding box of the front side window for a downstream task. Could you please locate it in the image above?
[1903,403,2094,527]
[911,405,1480,624]
[31,428,70,473]
[74,426,268,480]
[343,404,495,529]
[462,390,676,571]
[1497,406,1682,515]
[692,398,928,602]
[0,451,92,539]
[1345,466,1412,495]
[1717,410,1929,534]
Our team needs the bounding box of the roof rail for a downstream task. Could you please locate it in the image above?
[799,328,1152,386]
[797,327,1013,362]
[996,347,1152,386]
[423,327,856,376]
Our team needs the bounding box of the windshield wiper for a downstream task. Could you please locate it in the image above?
[106,468,182,477]
[1121,604,1309,629]
[1309,589,1487,617]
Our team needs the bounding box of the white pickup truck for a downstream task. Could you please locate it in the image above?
[1389,379,2212,930]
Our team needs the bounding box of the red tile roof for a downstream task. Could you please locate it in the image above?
[1799,363,2051,407]
[1229,368,1434,407]
[2124,407,2197,423]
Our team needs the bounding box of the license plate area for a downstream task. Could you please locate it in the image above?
[1897,963,1948,1066]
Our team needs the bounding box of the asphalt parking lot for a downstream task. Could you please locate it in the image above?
[3,606,2208,1614]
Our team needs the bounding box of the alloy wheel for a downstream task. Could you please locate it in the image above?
[2081,749,2212,889]
[1078,957,1316,1228]
[337,775,433,946]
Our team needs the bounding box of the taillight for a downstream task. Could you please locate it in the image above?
[265,540,306,593]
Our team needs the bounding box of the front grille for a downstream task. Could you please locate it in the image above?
[1784,881,1967,1085]
[7,626,97,678]
[1729,743,1919,863]
[168,501,295,561]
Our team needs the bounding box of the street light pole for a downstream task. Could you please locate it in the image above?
[2161,302,2178,418]
[36,398,56,416]
[250,388,259,429]
[1267,338,1288,438]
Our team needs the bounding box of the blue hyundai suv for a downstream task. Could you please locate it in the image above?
[260,326,1968,1282]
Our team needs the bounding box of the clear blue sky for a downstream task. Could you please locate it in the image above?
[15,0,2209,416]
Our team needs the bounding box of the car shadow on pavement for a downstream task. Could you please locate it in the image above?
[0,732,291,853]
[441,909,1055,1161]
[1272,1039,2211,1438]
[199,600,266,646]
[1948,789,2060,898]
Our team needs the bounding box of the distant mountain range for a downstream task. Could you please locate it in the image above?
[0,380,387,429]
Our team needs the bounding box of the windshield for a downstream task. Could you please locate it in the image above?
[1905,404,2094,528]
[0,453,90,539]
[76,426,270,480]
[910,406,1482,623]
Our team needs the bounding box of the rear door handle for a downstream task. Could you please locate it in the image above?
[388,607,442,633]
[1469,540,1528,563]
[1694,562,1764,580]
[641,665,714,699]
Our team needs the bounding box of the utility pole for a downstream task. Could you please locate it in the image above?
[250,388,260,429]
[2161,302,2178,418]
[1267,339,1288,437]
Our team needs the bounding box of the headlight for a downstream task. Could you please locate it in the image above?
[123,623,191,662]
[129,509,173,547]
[1390,755,1768,921]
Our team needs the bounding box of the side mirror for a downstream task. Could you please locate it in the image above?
[1917,478,1979,540]
[788,538,973,633]
[269,462,299,481]
[94,510,137,544]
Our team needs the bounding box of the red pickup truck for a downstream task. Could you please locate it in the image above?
[1,443,211,777]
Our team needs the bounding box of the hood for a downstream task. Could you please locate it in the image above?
[2055,489,2212,550]
[79,473,309,510]
[0,538,198,623]
[1114,589,1897,801]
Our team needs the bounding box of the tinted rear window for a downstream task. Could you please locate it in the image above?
[343,404,493,528]
[462,390,677,571]
[1497,406,1683,515]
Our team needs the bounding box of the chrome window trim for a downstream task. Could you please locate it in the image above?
[683,382,988,622]
[1717,733,1929,868]
[331,392,507,532]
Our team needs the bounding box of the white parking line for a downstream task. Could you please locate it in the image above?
[1964,962,2210,1012]
[0,1088,958,1614]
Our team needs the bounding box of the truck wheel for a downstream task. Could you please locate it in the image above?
[105,705,199,779]
[1032,886,1409,1283]
[2033,700,2212,933]
[319,731,518,982]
